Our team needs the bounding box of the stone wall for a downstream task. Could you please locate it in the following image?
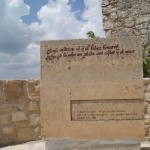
[102,0,150,139]
[0,80,40,147]
[144,78,150,140]
[0,79,150,146]
[102,0,150,54]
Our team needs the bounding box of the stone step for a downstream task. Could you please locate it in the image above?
[1,140,149,150]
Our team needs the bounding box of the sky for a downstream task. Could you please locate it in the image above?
[0,0,105,79]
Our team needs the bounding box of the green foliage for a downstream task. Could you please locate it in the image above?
[87,31,96,38]
[143,47,150,78]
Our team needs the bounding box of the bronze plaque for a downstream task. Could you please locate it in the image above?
[71,99,144,121]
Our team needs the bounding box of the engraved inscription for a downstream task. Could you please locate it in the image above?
[71,99,143,121]
[45,43,135,62]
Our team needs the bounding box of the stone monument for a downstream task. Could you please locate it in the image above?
[40,37,144,150]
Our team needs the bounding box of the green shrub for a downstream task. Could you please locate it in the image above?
[143,47,150,78]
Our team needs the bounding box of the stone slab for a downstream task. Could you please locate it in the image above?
[40,37,144,140]
[45,139,140,150]
[0,140,143,150]
[0,141,45,150]
[141,141,150,149]
[0,145,30,150]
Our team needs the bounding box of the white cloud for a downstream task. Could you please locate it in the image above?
[0,43,40,79]
[0,0,39,79]
[0,0,30,54]
[30,0,82,40]
[81,0,105,37]
[0,0,105,79]
[8,0,30,18]
[30,0,105,40]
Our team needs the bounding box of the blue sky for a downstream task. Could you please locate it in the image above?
[22,0,85,24]
[22,0,49,24]
[0,0,105,79]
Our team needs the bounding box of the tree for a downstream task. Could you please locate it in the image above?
[87,31,96,38]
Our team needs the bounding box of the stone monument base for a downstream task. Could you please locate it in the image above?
[45,139,140,150]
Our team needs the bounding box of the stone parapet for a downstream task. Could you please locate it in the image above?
[0,80,40,147]
[0,79,150,146]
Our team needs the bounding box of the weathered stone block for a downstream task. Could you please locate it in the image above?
[140,3,150,15]
[117,10,126,18]
[145,93,150,101]
[17,103,25,110]
[110,12,117,20]
[145,119,150,125]
[140,35,149,46]
[30,96,40,101]
[12,112,27,122]
[113,21,122,28]
[2,126,13,135]
[145,84,150,93]
[102,5,113,14]
[137,23,150,31]
[26,80,39,97]
[124,17,135,27]
[26,80,40,101]
[0,136,12,145]
[28,101,38,112]
[17,128,36,142]
[145,115,150,120]
[29,114,40,126]
[144,103,148,113]
[108,0,119,5]
[145,136,150,141]
[3,80,26,101]
[149,128,150,135]
[103,20,113,29]
[14,122,28,128]
[113,28,134,36]
[140,28,149,35]
[136,14,150,25]
[117,0,132,10]
[0,103,17,114]
[147,105,150,114]
[145,125,149,135]
[0,114,9,125]
[143,78,150,85]
[132,4,150,16]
